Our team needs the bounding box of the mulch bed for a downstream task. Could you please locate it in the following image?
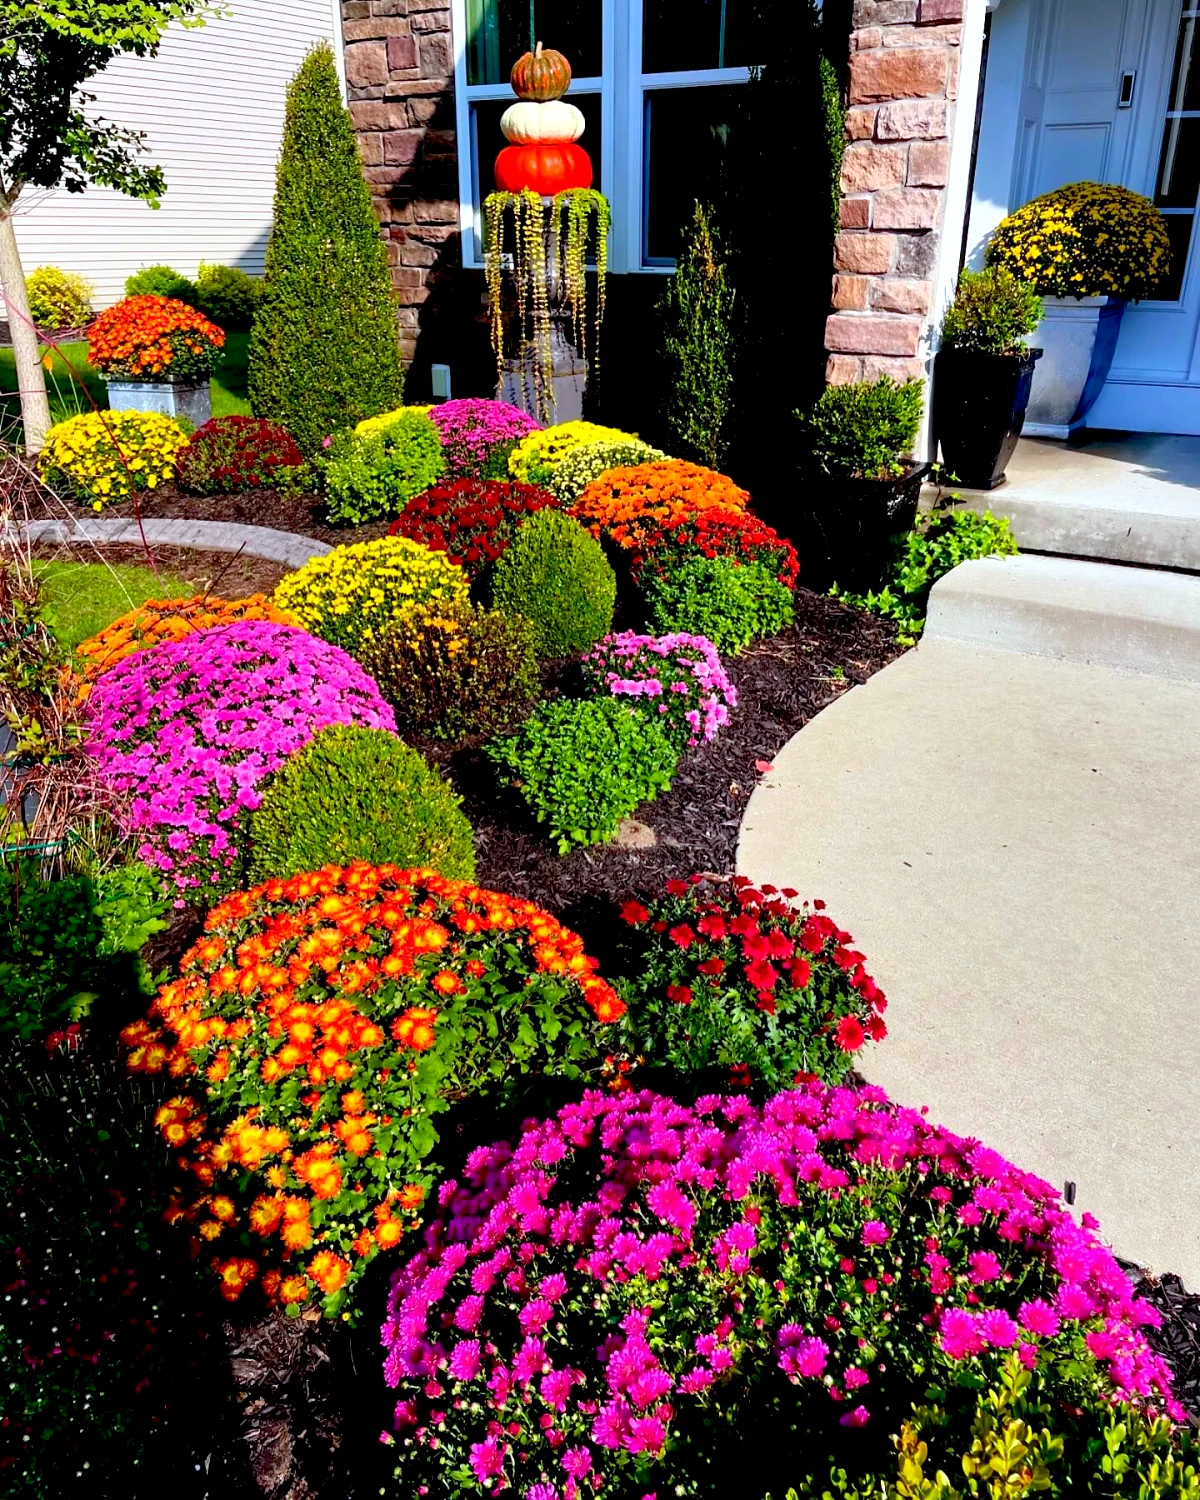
[1125,1264,1200,1424]
[29,537,292,598]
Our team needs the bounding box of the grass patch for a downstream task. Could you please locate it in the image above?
[0,330,252,436]
[35,560,192,651]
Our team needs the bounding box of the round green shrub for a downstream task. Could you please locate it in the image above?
[490,509,616,657]
[25,266,93,329]
[194,263,263,328]
[124,264,199,306]
[322,410,446,526]
[646,554,793,654]
[247,724,476,882]
[361,601,540,742]
[486,698,678,853]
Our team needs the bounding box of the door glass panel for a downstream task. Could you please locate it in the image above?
[642,0,756,73]
[467,0,601,86]
[1151,2,1200,299]
[643,85,745,261]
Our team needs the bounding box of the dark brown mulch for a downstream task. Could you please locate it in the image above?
[29,538,292,598]
[417,588,903,924]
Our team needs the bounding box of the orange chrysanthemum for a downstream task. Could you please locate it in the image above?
[308,1250,350,1295]
[571,460,750,553]
[86,294,225,381]
[76,594,297,686]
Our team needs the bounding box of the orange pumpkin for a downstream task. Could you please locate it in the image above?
[494,142,593,194]
[510,41,572,102]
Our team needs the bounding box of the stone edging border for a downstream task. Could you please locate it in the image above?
[23,517,332,570]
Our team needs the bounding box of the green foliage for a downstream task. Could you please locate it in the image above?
[941,267,1043,357]
[24,264,92,328]
[322,409,445,525]
[124,262,198,303]
[248,41,405,453]
[832,506,1019,646]
[646,554,794,655]
[362,601,540,742]
[658,200,737,470]
[194,260,262,327]
[820,54,846,234]
[0,857,166,1041]
[490,509,616,657]
[487,698,678,853]
[800,376,925,480]
[247,724,476,883]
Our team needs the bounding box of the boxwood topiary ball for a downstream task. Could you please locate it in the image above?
[489,509,616,657]
[247,724,475,882]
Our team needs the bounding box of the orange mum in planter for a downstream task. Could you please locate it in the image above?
[571,459,750,552]
[75,594,298,683]
[87,294,225,382]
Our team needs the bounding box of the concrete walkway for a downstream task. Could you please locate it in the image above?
[24,517,331,570]
[738,634,1200,1284]
[952,434,1200,571]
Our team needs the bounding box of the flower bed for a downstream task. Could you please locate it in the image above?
[382,1083,1181,1498]
[75,593,296,682]
[122,863,624,1312]
[84,621,395,895]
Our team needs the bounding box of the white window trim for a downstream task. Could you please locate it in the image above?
[448,0,751,274]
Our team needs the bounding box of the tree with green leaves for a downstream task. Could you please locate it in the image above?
[248,42,405,452]
[657,200,738,471]
[0,1,221,451]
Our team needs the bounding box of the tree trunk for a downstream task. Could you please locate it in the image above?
[0,191,52,454]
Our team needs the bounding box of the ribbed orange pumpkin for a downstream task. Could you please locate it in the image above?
[494,142,593,194]
[510,41,572,102]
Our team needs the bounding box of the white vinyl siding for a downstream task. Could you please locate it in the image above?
[12,0,342,308]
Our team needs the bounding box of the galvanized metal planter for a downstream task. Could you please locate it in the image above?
[104,378,211,428]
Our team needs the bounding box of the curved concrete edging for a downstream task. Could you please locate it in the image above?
[24,517,332,571]
[737,637,1200,1284]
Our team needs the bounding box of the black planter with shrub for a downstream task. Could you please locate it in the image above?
[797,374,926,592]
[932,266,1044,490]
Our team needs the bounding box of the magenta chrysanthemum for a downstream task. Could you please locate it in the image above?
[584,631,737,748]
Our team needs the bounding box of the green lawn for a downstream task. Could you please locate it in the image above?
[0,329,252,437]
[35,560,191,651]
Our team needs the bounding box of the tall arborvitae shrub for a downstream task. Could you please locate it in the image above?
[249,43,405,451]
[657,201,737,471]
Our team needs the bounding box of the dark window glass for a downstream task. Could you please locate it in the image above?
[1156,115,1200,207]
[1155,212,1195,300]
[1165,12,1200,114]
[642,0,757,73]
[472,93,602,198]
[467,0,602,86]
[643,85,745,262]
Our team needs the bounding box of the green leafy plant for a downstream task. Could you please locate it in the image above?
[93,858,170,962]
[247,724,476,883]
[658,200,738,470]
[832,506,1019,646]
[941,267,1043,356]
[646,554,793,655]
[248,42,406,452]
[194,261,263,327]
[25,265,93,328]
[322,409,445,525]
[362,601,540,742]
[124,263,199,304]
[490,509,616,657]
[487,698,678,852]
[800,376,924,480]
[820,53,846,233]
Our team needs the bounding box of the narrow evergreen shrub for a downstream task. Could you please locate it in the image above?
[490,509,616,657]
[646,554,794,654]
[487,699,678,853]
[657,201,737,470]
[248,42,405,452]
[247,724,476,882]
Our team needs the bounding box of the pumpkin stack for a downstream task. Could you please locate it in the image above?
[496,43,593,195]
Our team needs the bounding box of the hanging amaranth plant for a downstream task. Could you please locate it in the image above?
[484,187,610,425]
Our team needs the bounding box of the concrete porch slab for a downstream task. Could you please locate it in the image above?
[948,433,1200,572]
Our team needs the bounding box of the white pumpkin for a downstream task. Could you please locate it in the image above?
[500,100,586,146]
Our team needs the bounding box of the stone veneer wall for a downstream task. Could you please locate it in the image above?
[341,0,459,366]
[825,0,964,385]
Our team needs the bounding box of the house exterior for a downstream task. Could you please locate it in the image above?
[344,0,1200,439]
[12,0,343,309]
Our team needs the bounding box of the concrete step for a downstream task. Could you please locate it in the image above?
[948,434,1200,572]
[924,554,1200,682]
